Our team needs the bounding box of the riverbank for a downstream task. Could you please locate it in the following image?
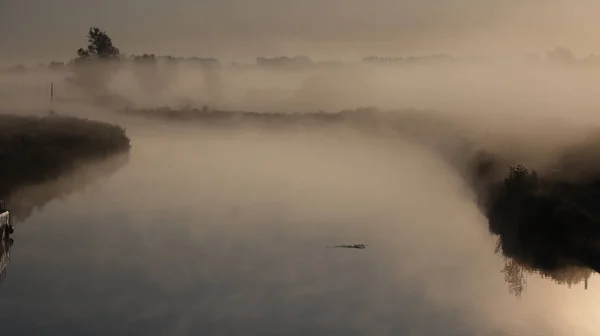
[0,114,130,200]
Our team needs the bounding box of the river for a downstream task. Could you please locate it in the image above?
[0,119,598,335]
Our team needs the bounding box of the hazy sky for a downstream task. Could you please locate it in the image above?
[1,0,600,63]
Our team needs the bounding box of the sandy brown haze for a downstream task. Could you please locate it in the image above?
[2,60,600,335]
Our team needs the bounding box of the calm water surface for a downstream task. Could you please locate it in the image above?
[0,124,599,335]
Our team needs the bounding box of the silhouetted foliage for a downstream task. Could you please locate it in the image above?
[0,152,128,288]
[69,27,122,96]
[0,114,129,285]
[117,105,387,131]
[0,114,130,203]
[76,27,120,60]
[132,53,156,62]
[476,157,600,296]
[384,112,600,296]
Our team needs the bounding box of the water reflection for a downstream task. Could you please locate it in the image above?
[3,153,130,223]
[496,245,592,298]
[0,153,128,288]
[2,126,600,335]
[0,236,12,286]
[481,164,600,297]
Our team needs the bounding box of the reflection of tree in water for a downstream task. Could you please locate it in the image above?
[471,138,600,297]
[92,105,600,298]
[0,153,128,287]
[393,116,600,297]
[4,153,129,224]
[0,114,130,287]
[496,241,592,298]
[500,257,527,298]
[0,236,13,286]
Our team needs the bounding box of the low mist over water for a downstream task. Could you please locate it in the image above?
[3,21,600,334]
[0,120,599,335]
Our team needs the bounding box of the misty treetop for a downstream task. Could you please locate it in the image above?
[76,27,121,60]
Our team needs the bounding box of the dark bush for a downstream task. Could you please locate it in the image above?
[0,114,130,199]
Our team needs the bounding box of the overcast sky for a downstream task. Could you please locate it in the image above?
[1,0,600,64]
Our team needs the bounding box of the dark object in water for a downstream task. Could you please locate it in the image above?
[329,244,367,249]
[1,224,13,239]
[0,200,11,239]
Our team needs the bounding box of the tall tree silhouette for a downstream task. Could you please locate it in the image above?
[76,27,120,60]
[69,27,121,97]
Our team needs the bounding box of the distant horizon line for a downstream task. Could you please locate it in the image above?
[6,49,600,69]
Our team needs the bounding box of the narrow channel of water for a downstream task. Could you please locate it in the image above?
[0,125,598,335]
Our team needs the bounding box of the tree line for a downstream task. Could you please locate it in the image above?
[9,26,600,76]
[6,26,600,101]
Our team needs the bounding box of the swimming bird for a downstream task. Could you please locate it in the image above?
[328,244,367,249]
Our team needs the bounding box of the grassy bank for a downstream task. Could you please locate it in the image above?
[118,106,390,127]
[0,114,130,200]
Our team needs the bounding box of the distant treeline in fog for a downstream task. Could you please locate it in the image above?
[6,48,600,73]
[3,26,599,73]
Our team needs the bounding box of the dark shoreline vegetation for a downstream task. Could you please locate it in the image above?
[0,143,129,289]
[119,105,387,127]
[0,153,128,287]
[428,123,600,295]
[115,105,448,137]
[475,160,600,296]
[0,114,131,220]
[0,152,129,285]
[118,104,600,294]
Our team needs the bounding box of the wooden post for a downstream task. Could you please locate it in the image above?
[50,82,54,111]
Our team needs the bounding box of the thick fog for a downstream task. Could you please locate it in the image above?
[3,2,600,334]
[3,124,600,335]
[6,58,600,118]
